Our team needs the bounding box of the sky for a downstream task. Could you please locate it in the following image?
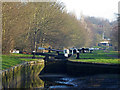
[59,0,120,22]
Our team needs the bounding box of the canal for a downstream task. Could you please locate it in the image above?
[2,59,120,89]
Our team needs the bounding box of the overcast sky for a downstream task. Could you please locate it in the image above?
[59,0,120,21]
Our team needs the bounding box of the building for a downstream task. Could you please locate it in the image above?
[98,40,112,46]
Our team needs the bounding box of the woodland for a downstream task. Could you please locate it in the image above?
[2,2,119,54]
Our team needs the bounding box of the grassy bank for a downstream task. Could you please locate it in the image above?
[11,53,45,58]
[69,50,119,64]
[69,59,120,64]
[2,50,119,70]
[2,54,44,70]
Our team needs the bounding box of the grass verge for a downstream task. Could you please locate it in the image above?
[69,59,120,64]
[2,53,44,70]
[69,50,119,64]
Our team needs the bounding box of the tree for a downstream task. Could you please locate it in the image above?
[2,2,91,54]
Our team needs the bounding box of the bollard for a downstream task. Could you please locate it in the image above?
[76,52,80,59]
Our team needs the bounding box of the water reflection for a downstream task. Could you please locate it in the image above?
[2,60,120,89]
[2,62,44,88]
[40,74,120,89]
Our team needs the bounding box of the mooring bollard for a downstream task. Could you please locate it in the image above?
[76,51,80,59]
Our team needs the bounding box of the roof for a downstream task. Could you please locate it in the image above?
[100,41,109,44]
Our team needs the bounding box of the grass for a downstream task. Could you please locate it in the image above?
[69,50,119,64]
[2,55,22,70]
[69,59,120,64]
[2,53,45,70]
[11,53,45,58]
[2,50,119,70]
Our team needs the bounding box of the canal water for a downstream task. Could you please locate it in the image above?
[2,60,120,89]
